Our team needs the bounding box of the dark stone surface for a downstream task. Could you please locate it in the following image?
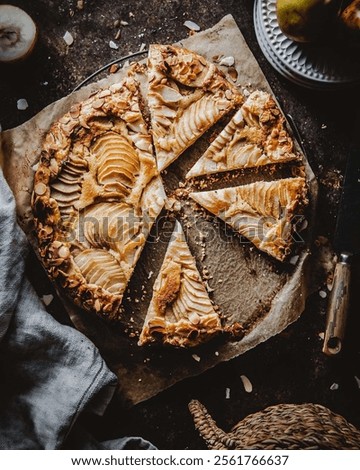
[1,0,360,450]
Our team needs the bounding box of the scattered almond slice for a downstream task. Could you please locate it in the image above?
[17,99,28,111]
[330,382,339,391]
[355,376,360,388]
[219,56,235,67]
[183,20,201,31]
[63,31,74,46]
[109,64,119,74]
[109,40,119,50]
[192,354,201,362]
[289,255,299,265]
[240,374,253,393]
[41,294,54,306]
[225,387,231,399]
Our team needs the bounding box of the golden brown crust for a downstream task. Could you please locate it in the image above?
[32,77,166,320]
[148,44,244,171]
[187,90,299,178]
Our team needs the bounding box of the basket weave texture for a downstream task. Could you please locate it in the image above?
[189,400,360,449]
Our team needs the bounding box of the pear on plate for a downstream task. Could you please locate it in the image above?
[276,0,342,43]
[341,0,360,43]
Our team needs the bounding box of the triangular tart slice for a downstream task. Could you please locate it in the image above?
[190,177,308,261]
[148,44,243,171]
[186,90,299,179]
[138,220,225,347]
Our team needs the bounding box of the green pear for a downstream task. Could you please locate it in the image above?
[276,0,342,43]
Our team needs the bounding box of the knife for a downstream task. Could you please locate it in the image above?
[323,147,360,355]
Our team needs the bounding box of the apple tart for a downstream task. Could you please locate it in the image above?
[186,90,298,179]
[148,44,244,171]
[190,177,308,262]
[32,77,166,320]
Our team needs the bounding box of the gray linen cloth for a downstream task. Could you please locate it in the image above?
[0,168,155,450]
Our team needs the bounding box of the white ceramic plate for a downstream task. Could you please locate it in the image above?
[254,0,360,88]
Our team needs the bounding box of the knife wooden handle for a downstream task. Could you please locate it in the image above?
[323,253,352,356]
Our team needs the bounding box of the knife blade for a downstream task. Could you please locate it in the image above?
[323,148,360,355]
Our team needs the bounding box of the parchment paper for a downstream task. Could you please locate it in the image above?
[0,15,319,406]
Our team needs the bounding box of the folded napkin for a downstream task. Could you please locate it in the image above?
[0,168,155,450]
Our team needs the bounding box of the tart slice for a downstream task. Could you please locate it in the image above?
[148,44,243,171]
[32,77,166,320]
[186,90,298,179]
[190,177,308,262]
[138,220,225,347]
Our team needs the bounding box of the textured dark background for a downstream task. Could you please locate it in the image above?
[1,0,360,449]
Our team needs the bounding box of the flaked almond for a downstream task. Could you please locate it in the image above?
[240,374,253,393]
[98,89,111,98]
[63,31,74,46]
[109,63,120,74]
[183,20,201,31]
[49,158,58,172]
[58,245,70,259]
[228,67,238,82]
[41,294,54,306]
[44,225,53,235]
[91,98,105,109]
[109,40,119,50]
[17,98,29,110]
[52,241,62,249]
[219,56,235,67]
[69,104,81,118]
[34,182,47,195]
[319,290,327,299]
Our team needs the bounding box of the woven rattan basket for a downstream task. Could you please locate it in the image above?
[189,400,360,449]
